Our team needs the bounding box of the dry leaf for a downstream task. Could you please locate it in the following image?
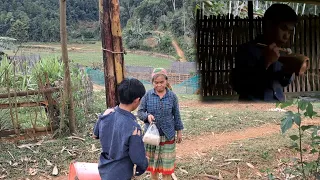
[52,165,58,176]
[0,173,7,179]
[219,171,223,179]
[44,158,53,166]
[217,162,231,167]
[171,173,178,180]
[179,167,188,174]
[91,144,96,151]
[246,162,255,169]
[12,162,18,167]
[236,167,240,179]
[225,159,242,162]
[256,172,262,177]
[28,168,37,176]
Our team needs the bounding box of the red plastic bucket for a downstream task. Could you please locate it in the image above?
[68,162,101,180]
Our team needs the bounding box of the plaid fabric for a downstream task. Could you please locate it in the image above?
[137,89,184,140]
[145,135,176,175]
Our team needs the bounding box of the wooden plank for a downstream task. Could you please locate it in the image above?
[213,16,220,96]
[204,15,208,96]
[208,15,214,96]
[306,16,311,92]
[226,14,231,95]
[317,15,320,90]
[218,15,223,95]
[310,15,316,91]
[201,15,207,96]
[196,9,202,96]
[0,87,60,99]
[296,17,302,92]
[302,16,306,92]
[231,14,237,95]
[0,101,47,109]
[248,1,254,41]
[234,16,240,95]
[204,15,210,96]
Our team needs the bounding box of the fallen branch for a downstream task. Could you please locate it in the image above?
[7,151,15,161]
[199,174,222,180]
[67,136,85,141]
[216,162,231,167]
[17,140,43,149]
[224,159,242,162]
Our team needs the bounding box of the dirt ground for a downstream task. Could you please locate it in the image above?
[27,85,317,179]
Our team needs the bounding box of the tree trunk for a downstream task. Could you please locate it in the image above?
[229,1,232,17]
[234,1,240,16]
[255,0,259,11]
[100,0,117,108]
[315,5,317,15]
[59,0,76,134]
[302,3,306,15]
[111,0,125,86]
[296,3,299,14]
[172,0,175,11]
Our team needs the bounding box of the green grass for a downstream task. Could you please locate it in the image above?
[6,41,174,68]
[172,132,297,180]
[1,91,320,179]
[181,107,284,136]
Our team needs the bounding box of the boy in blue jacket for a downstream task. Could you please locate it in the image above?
[93,78,148,180]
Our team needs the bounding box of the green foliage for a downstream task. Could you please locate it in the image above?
[7,20,29,42]
[277,99,320,178]
[31,57,64,84]
[0,0,99,42]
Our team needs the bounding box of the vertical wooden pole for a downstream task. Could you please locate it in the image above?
[60,0,76,134]
[110,0,124,85]
[248,1,254,41]
[100,0,117,107]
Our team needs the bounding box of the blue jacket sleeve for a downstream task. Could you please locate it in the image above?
[93,119,101,139]
[137,95,150,123]
[172,93,184,131]
[129,135,148,176]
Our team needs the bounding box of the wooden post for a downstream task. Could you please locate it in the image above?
[110,0,124,85]
[60,0,76,134]
[100,0,124,107]
[248,1,254,41]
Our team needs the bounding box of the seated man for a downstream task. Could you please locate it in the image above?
[231,4,298,102]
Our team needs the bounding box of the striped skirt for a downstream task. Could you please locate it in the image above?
[145,135,176,175]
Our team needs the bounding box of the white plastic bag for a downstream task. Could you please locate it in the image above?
[143,123,160,146]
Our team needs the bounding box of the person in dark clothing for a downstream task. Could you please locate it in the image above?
[231,4,298,102]
[93,78,148,180]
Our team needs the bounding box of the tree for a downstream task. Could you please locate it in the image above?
[7,20,29,42]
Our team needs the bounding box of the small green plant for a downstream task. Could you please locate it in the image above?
[277,99,319,178]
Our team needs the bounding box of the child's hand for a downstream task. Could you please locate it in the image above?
[103,108,115,115]
[132,127,141,136]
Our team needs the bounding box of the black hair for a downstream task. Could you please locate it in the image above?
[118,78,146,104]
[263,3,298,25]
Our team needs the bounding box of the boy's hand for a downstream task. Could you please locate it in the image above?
[264,43,280,69]
[147,114,155,124]
[132,127,141,136]
[176,130,182,143]
[103,108,115,115]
